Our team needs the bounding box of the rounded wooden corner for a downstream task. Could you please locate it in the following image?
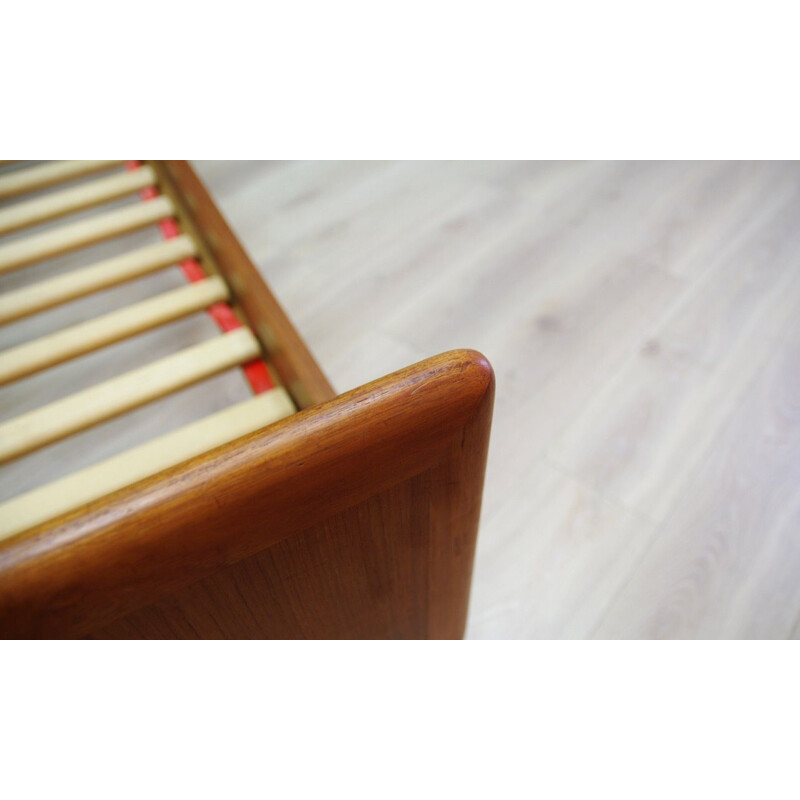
[0,347,496,637]
[442,347,495,414]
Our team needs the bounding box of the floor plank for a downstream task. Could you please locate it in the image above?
[593,322,800,638]
[548,186,800,523]
[467,460,658,638]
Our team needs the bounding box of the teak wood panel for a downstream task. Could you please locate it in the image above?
[151,160,336,410]
[0,350,493,639]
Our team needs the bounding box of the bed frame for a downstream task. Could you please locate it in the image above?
[0,161,494,638]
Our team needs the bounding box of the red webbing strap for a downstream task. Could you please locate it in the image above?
[126,160,274,394]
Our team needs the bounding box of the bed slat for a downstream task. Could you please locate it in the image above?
[0,235,197,324]
[0,196,174,275]
[0,160,124,201]
[0,328,261,464]
[0,388,295,542]
[0,166,157,236]
[0,276,230,385]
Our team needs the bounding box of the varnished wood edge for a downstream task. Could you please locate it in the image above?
[152,160,336,408]
[0,350,494,637]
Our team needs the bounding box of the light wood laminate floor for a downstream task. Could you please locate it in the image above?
[2,161,798,638]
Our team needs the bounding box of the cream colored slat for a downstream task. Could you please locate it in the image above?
[0,166,157,236]
[0,160,124,201]
[0,276,229,385]
[0,388,295,542]
[0,328,260,465]
[0,196,174,275]
[0,236,197,325]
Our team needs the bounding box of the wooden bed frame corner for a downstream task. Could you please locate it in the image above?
[0,161,494,639]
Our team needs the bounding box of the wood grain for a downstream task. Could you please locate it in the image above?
[467,460,658,638]
[548,184,800,523]
[593,325,800,638]
[0,349,493,638]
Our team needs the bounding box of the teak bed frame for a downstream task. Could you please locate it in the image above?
[0,160,493,639]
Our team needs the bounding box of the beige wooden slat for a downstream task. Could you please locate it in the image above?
[0,388,296,542]
[0,328,261,465]
[0,160,124,201]
[0,236,197,324]
[0,196,174,275]
[0,166,157,236]
[0,276,229,385]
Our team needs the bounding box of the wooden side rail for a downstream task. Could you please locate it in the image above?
[153,161,335,409]
[0,350,493,639]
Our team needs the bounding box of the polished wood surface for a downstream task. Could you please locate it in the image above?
[0,350,493,638]
[190,160,800,639]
